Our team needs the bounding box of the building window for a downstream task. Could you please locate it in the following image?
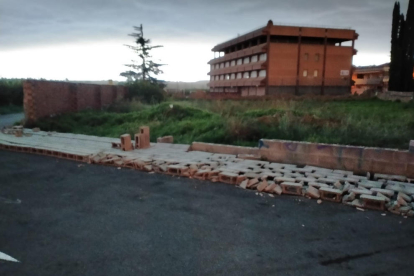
[357,74,364,79]
[220,75,224,80]
[250,71,258,78]
[215,64,219,70]
[315,54,320,62]
[215,76,219,81]
[225,74,230,80]
[259,53,267,61]
[230,73,236,79]
[236,73,242,79]
[220,63,224,69]
[244,57,250,64]
[303,70,308,77]
[231,60,236,67]
[225,62,230,68]
[211,65,214,71]
[314,70,318,77]
[304,53,309,61]
[243,72,250,78]
[237,59,243,65]
[259,70,267,77]
[251,55,258,63]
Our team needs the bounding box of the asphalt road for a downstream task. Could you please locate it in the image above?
[0,113,24,128]
[1,150,413,276]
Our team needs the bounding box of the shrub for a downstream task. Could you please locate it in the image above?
[126,81,164,104]
[0,79,23,106]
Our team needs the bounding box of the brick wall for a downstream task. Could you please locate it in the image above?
[190,139,414,177]
[24,80,127,122]
[259,139,414,177]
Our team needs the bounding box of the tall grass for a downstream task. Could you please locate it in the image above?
[34,98,414,149]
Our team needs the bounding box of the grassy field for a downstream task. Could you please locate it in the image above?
[33,98,414,149]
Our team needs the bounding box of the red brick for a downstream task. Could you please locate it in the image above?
[363,148,396,162]
[340,146,365,159]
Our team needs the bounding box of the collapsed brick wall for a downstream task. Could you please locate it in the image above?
[191,140,414,178]
[23,80,127,122]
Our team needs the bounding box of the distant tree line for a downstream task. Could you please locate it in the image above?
[389,0,414,91]
[0,78,23,106]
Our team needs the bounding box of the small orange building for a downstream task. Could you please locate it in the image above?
[208,20,358,96]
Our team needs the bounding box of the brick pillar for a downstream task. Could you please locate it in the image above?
[23,81,36,123]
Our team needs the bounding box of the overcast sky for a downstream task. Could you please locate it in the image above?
[0,0,410,82]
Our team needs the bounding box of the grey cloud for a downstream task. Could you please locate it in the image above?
[0,0,411,55]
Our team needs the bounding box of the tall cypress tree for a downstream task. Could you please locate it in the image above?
[402,0,414,91]
[389,2,401,91]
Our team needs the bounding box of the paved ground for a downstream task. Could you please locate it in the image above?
[0,113,24,128]
[0,151,413,276]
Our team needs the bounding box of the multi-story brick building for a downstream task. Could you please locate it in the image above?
[208,20,358,96]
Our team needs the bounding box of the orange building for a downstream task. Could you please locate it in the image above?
[351,63,390,95]
[208,20,358,96]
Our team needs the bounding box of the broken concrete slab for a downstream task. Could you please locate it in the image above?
[306,186,320,199]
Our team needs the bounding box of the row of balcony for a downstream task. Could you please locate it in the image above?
[208,60,267,76]
[208,43,267,65]
[209,77,266,88]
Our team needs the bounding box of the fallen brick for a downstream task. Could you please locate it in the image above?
[397,195,408,206]
[399,206,412,214]
[281,182,303,196]
[257,180,268,192]
[264,183,277,193]
[239,180,248,189]
[376,192,391,202]
[342,192,356,203]
[358,180,383,189]
[351,199,364,208]
[360,195,386,211]
[218,172,239,185]
[306,186,320,199]
[273,184,283,195]
[309,182,329,189]
[247,178,259,188]
[320,187,343,202]
[350,188,373,196]
[370,188,395,197]
[334,181,343,190]
[398,192,411,202]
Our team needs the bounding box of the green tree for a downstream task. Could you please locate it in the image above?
[121,25,165,84]
[389,0,414,92]
[402,0,414,91]
[389,2,401,90]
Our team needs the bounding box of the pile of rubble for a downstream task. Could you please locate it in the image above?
[88,150,414,217]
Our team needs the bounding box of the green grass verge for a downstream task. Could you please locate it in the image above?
[33,98,414,149]
[0,105,23,115]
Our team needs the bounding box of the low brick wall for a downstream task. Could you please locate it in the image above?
[259,139,414,178]
[378,91,414,102]
[190,140,414,178]
[23,80,127,122]
[190,142,259,156]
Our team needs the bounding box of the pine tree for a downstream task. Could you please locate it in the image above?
[389,1,401,91]
[121,25,165,84]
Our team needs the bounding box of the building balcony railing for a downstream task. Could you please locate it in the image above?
[354,78,383,85]
[208,61,267,76]
[208,43,267,65]
[209,78,266,88]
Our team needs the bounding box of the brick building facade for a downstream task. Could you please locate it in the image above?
[208,20,358,96]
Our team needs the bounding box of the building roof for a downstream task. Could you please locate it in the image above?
[212,20,357,52]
